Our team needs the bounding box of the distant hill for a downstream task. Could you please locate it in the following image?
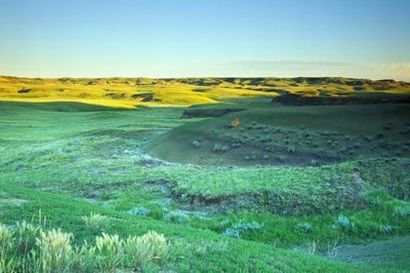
[0,76,409,108]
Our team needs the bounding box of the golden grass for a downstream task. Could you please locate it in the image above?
[0,76,409,108]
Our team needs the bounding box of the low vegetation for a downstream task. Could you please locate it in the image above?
[0,218,168,273]
[0,90,409,272]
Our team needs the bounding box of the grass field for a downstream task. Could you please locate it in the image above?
[1,76,410,108]
[0,77,410,272]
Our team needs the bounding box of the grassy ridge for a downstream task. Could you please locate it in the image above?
[1,76,410,108]
[148,104,410,166]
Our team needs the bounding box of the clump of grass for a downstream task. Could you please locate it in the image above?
[393,205,410,218]
[82,213,109,231]
[0,218,169,273]
[292,241,317,255]
[287,146,296,153]
[128,207,151,217]
[212,144,230,153]
[35,229,74,273]
[275,155,286,162]
[297,223,312,233]
[192,140,200,148]
[310,159,318,166]
[223,228,240,238]
[125,231,169,266]
[223,221,263,239]
[15,220,41,254]
[0,224,16,272]
[163,210,189,223]
[379,225,395,235]
[95,233,123,271]
[333,214,355,232]
[231,142,242,148]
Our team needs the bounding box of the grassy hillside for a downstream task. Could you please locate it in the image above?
[148,104,410,166]
[1,101,409,272]
[1,76,410,108]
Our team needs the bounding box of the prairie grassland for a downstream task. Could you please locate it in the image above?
[0,93,409,272]
[1,76,410,108]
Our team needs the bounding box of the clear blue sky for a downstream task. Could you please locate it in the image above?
[1,0,409,80]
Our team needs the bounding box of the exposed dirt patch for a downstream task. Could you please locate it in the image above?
[327,236,410,269]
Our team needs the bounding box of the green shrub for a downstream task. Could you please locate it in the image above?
[212,144,230,153]
[223,221,263,239]
[192,140,200,148]
[128,207,151,217]
[163,210,189,223]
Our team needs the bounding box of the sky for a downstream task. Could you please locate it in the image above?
[0,0,409,80]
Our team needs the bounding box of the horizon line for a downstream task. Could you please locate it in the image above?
[1,74,407,82]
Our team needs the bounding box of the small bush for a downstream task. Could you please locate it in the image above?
[223,221,263,239]
[163,210,189,223]
[212,144,230,153]
[192,140,200,148]
[128,207,151,217]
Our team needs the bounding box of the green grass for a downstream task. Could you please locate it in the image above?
[0,183,362,273]
[148,104,410,166]
[0,100,409,272]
